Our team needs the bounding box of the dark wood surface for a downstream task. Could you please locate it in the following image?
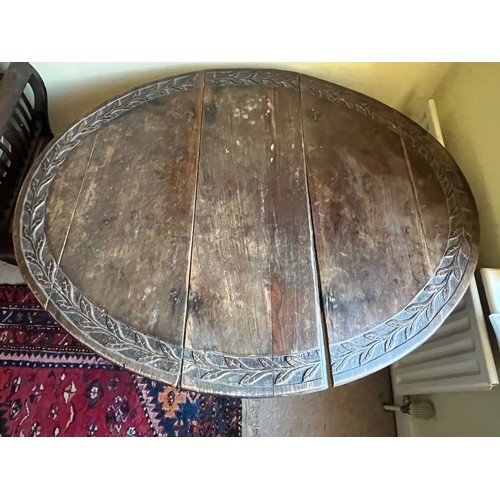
[301,83,431,342]
[13,69,479,397]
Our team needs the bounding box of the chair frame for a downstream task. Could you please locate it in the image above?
[0,62,53,264]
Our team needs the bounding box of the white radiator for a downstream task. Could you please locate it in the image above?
[390,100,499,396]
[481,268,500,347]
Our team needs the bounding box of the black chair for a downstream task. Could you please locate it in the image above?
[0,62,53,264]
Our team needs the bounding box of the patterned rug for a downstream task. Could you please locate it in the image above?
[0,284,241,437]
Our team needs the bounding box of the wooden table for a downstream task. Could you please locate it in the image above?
[14,69,479,397]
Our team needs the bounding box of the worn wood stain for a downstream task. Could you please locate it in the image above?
[15,69,479,397]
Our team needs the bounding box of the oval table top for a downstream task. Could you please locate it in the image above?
[14,69,479,397]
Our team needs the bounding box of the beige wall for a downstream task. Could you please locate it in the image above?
[32,62,451,135]
[433,63,500,268]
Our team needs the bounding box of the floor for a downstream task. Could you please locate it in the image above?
[1,260,396,437]
[243,369,395,436]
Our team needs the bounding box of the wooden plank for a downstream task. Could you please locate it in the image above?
[183,71,326,396]
[400,138,449,273]
[267,86,324,357]
[267,84,327,395]
[301,78,431,345]
[392,106,459,274]
[47,81,204,356]
[45,139,96,263]
[183,81,272,396]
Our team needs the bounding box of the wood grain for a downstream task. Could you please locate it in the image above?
[267,85,324,359]
[47,82,203,353]
[185,83,272,357]
[45,137,97,265]
[183,72,326,395]
[400,137,449,273]
[300,80,431,344]
[14,69,479,396]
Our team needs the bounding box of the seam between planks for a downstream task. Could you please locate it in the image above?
[45,132,99,309]
[298,74,332,390]
[177,70,206,389]
[268,85,276,395]
[399,134,433,277]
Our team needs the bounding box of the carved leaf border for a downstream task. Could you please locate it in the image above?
[19,75,200,377]
[183,349,323,387]
[205,69,300,90]
[18,70,322,391]
[301,79,475,375]
[18,70,476,390]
